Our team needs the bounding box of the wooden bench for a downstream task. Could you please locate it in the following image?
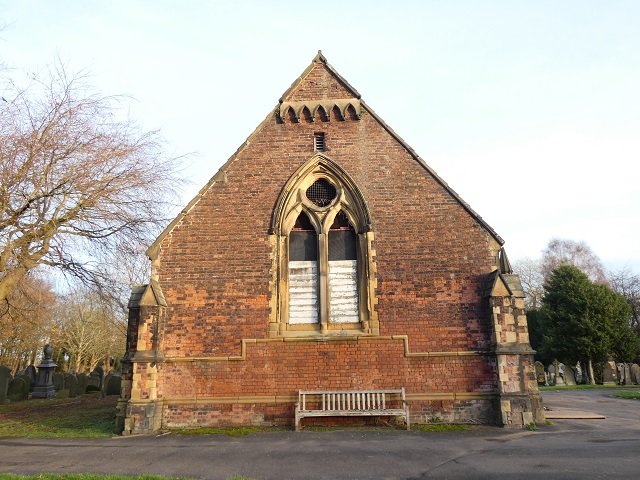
[295,388,410,431]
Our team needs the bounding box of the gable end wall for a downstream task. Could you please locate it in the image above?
[119,58,542,433]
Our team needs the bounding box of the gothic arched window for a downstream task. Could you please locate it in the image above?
[270,154,378,337]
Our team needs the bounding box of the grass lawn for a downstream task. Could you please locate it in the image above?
[410,424,470,432]
[0,392,117,438]
[612,390,640,400]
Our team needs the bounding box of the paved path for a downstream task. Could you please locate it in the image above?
[1,388,639,479]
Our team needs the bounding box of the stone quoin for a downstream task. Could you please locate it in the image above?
[117,51,544,434]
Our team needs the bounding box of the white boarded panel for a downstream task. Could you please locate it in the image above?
[329,260,358,323]
[289,260,319,324]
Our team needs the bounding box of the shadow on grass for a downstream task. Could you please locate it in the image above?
[0,392,117,438]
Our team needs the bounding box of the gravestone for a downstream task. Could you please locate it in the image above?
[602,361,617,385]
[616,363,625,384]
[0,365,12,404]
[572,363,583,384]
[557,363,566,385]
[32,344,57,399]
[630,364,640,385]
[18,375,32,393]
[77,373,88,395]
[548,363,565,386]
[7,377,28,402]
[90,366,104,390]
[564,366,577,386]
[86,375,100,393]
[105,375,122,396]
[64,374,78,398]
[534,361,547,385]
[24,365,37,392]
[103,373,113,394]
[53,373,65,392]
[622,364,632,385]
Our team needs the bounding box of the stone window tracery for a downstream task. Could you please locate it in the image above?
[269,154,378,337]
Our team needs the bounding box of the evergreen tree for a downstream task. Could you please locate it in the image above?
[539,265,638,383]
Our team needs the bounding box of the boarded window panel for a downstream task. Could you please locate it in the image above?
[289,261,319,324]
[328,216,358,323]
[329,260,358,323]
[289,211,319,324]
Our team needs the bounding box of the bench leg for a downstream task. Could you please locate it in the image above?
[295,408,301,432]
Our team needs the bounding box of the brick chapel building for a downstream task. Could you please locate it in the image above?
[117,52,544,434]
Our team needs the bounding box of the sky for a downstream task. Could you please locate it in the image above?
[2,0,639,273]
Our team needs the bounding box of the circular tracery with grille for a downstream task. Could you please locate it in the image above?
[306,178,337,207]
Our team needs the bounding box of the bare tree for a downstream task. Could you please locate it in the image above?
[512,256,545,310]
[0,271,56,371]
[608,267,640,333]
[0,60,185,308]
[541,238,606,284]
[52,287,125,373]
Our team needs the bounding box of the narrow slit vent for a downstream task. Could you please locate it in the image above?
[314,132,326,152]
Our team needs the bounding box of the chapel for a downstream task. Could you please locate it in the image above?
[117,52,544,434]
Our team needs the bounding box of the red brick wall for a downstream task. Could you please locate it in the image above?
[148,61,500,427]
[158,342,496,398]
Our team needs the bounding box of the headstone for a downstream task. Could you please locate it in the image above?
[564,366,577,386]
[602,361,617,385]
[622,364,632,385]
[86,385,101,394]
[18,374,32,392]
[103,373,113,394]
[574,364,582,384]
[616,363,625,384]
[86,376,100,392]
[7,377,28,402]
[557,363,566,385]
[0,365,11,404]
[32,344,57,399]
[630,364,640,385]
[24,365,37,392]
[105,375,122,396]
[90,366,104,389]
[549,363,565,386]
[53,373,65,392]
[64,374,78,398]
[534,361,547,385]
[77,373,88,395]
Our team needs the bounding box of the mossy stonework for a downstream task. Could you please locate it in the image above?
[117,52,544,434]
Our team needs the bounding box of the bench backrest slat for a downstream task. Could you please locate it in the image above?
[298,389,405,412]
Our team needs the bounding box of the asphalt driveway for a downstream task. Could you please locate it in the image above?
[1,388,639,480]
